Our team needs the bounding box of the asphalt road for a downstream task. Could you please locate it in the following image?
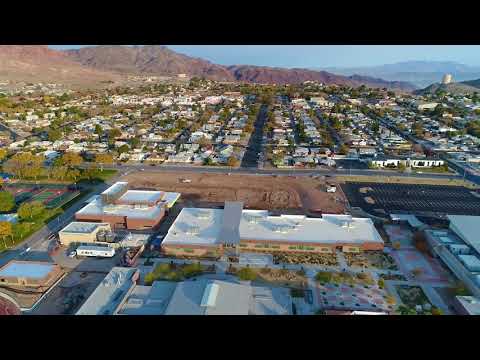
[104,162,465,181]
[240,104,268,168]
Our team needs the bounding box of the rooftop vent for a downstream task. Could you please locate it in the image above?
[185,225,200,235]
[196,210,211,220]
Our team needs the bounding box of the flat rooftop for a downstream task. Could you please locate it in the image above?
[162,208,383,247]
[239,211,383,245]
[118,190,164,204]
[456,296,480,315]
[164,279,252,315]
[0,261,55,280]
[101,182,128,196]
[60,222,109,234]
[76,197,165,220]
[163,208,224,246]
[448,215,480,254]
[76,267,138,315]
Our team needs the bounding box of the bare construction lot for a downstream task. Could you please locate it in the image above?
[123,171,346,214]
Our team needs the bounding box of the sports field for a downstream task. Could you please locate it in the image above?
[5,183,81,209]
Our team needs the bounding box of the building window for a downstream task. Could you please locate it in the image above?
[239,244,247,248]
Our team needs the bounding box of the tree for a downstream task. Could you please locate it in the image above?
[397,162,407,172]
[412,231,428,253]
[47,128,63,142]
[94,124,104,142]
[17,201,45,221]
[397,305,417,315]
[203,157,214,166]
[0,191,15,212]
[339,144,350,155]
[95,153,114,171]
[0,221,13,248]
[117,144,130,154]
[3,152,43,180]
[108,128,122,141]
[226,156,239,167]
[60,152,83,168]
[197,136,212,148]
[50,166,68,181]
[0,148,7,162]
[378,278,385,289]
[129,137,141,149]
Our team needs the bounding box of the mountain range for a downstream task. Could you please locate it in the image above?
[318,61,480,88]
[0,45,416,91]
[0,45,121,87]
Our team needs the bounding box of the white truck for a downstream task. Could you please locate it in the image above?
[75,245,115,258]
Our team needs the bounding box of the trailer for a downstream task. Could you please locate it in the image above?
[75,245,115,258]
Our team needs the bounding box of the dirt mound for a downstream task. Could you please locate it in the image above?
[359,187,373,194]
[364,196,376,204]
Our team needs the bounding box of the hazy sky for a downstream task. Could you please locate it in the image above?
[49,45,480,68]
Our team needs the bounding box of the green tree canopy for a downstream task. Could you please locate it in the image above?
[0,191,15,212]
[17,201,45,220]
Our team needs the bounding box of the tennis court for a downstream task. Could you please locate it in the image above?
[4,183,81,209]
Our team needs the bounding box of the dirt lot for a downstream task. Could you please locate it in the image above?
[123,172,346,213]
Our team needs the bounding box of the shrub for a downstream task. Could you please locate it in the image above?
[181,263,203,278]
[238,267,257,281]
[431,307,444,315]
[378,278,385,289]
[315,271,332,283]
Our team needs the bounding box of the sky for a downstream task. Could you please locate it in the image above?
[49,45,480,69]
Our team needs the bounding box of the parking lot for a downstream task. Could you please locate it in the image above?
[342,182,480,216]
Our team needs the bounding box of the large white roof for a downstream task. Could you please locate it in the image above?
[76,197,165,220]
[162,208,224,246]
[118,190,164,203]
[448,215,480,255]
[162,208,383,247]
[239,211,383,245]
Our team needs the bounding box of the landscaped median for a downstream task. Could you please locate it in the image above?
[227,265,308,288]
[144,262,214,284]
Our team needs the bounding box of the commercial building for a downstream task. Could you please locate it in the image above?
[161,201,383,257]
[425,215,480,298]
[58,222,112,247]
[118,279,292,315]
[75,182,180,230]
[0,260,63,288]
[76,267,140,315]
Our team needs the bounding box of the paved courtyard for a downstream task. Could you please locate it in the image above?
[315,282,394,312]
[384,224,414,248]
[392,249,450,283]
